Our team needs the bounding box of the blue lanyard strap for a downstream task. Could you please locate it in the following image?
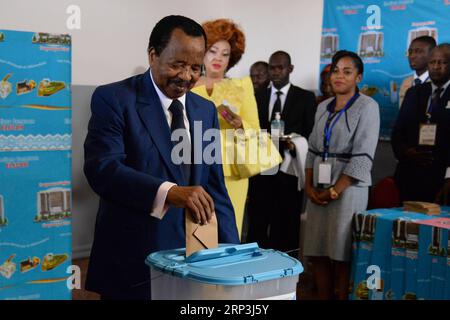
[323,93,360,161]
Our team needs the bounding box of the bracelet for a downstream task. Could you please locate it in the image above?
[328,186,340,200]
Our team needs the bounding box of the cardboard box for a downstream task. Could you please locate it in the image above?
[349,209,450,300]
[389,214,434,300]
[369,210,412,300]
[446,230,450,300]
[350,211,376,300]
[429,227,447,300]
[404,221,420,300]
[349,212,363,299]
[416,218,450,300]
[350,209,402,300]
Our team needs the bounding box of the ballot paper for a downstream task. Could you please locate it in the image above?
[185,212,218,257]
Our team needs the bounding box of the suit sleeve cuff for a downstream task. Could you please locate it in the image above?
[150,182,177,219]
[446,167,450,179]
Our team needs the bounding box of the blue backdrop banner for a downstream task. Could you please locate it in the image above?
[0,30,72,300]
[321,0,450,139]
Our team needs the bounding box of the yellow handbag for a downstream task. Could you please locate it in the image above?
[232,129,282,179]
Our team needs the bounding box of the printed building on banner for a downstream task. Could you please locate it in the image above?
[320,0,449,140]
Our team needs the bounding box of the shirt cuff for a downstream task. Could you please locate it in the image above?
[150,181,177,219]
[446,167,450,179]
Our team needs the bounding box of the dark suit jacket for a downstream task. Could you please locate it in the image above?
[83,70,239,297]
[246,84,316,250]
[255,84,317,138]
[391,82,450,201]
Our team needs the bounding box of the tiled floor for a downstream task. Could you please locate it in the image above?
[71,258,317,300]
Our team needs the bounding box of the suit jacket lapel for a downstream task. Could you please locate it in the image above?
[420,83,450,117]
[439,85,450,109]
[185,93,203,185]
[136,70,184,184]
[419,83,432,118]
[282,86,294,119]
[260,89,271,129]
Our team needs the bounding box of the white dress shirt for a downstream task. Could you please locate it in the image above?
[268,83,291,121]
[413,70,430,85]
[149,69,191,219]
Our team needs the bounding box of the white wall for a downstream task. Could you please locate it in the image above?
[1,0,324,258]
[0,0,324,90]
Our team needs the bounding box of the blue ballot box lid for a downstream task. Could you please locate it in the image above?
[145,243,303,285]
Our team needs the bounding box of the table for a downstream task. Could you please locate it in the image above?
[349,207,450,300]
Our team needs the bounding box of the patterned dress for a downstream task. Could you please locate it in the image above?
[302,93,380,261]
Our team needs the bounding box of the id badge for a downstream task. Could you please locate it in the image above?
[318,162,332,185]
[418,123,437,146]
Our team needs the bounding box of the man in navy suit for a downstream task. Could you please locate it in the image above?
[83,15,239,300]
[392,43,450,204]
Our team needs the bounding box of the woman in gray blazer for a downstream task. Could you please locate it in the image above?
[303,50,380,300]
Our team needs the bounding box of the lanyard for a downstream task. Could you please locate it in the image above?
[426,102,433,123]
[323,93,360,161]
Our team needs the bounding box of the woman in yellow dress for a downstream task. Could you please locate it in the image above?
[192,19,260,239]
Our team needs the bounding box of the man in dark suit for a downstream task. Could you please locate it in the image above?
[250,61,270,93]
[246,51,316,255]
[83,15,239,300]
[392,43,450,204]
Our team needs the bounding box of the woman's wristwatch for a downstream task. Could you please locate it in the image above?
[328,186,340,200]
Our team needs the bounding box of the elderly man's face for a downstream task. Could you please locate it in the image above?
[149,28,205,99]
[428,48,450,86]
